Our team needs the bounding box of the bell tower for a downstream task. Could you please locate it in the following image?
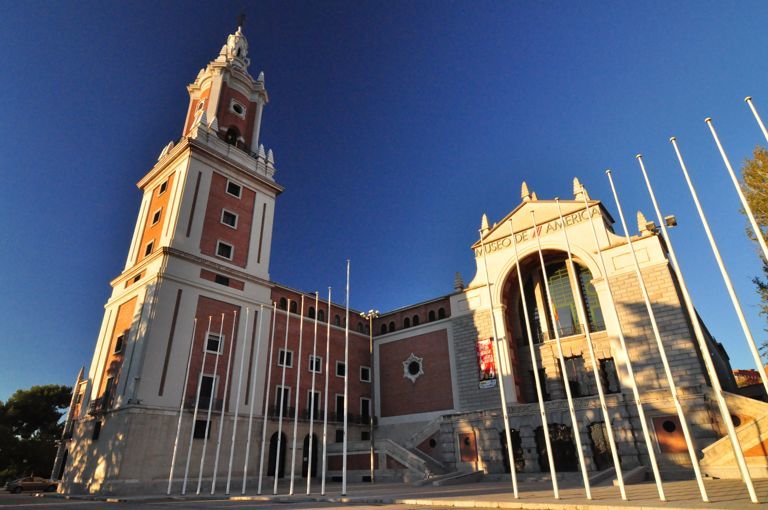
[59,25,282,494]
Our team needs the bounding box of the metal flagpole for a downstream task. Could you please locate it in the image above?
[321,287,332,496]
[182,316,212,495]
[745,96,768,143]
[706,118,768,268]
[478,228,519,498]
[197,313,225,495]
[555,199,627,500]
[289,296,306,494]
[342,260,350,497]
[226,308,249,494]
[274,302,292,495]
[307,292,320,494]
[509,220,559,498]
[530,210,592,500]
[256,303,278,494]
[167,317,197,495]
[637,155,759,503]
[578,186,666,501]
[671,137,768,397]
[243,304,266,494]
[212,310,238,494]
[606,170,709,502]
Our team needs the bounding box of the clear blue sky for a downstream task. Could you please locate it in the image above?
[2,1,768,400]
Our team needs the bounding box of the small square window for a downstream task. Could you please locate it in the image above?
[216,241,233,260]
[278,349,293,368]
[132,274,141,283]
[361,430,370,441]
[158,180,168,195]
[214,274,230,286]
[206,334,223,354]
[193,419,211,439]
[221,210,238,228]
[114,334,125,354]
[144,241,154,256]
[151,208,162,226]
[309,355,322,373]
[226,181,242,198]
[360,366,371,383]
[335,429,344,442]
[335,361,346,378]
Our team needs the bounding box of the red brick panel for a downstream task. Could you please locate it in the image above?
[374,296,451,335]
[199,172,255,268]
[379,329,453,417]
[216,84,258,152]
[200,268,245,291]
[184,87,212,135]
[137,173,176,264]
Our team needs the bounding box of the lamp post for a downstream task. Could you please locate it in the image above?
[360,309,379,483]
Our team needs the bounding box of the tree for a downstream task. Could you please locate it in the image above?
[0,385,71,483]
[741,146,768,360]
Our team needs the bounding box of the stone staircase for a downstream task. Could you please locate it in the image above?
[700,391,768,478]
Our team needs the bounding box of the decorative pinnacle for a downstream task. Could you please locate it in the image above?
[521,181,532,201]
[454,272,465,291]
[480,213,489,232]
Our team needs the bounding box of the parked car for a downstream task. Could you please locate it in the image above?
[5,477,57,493]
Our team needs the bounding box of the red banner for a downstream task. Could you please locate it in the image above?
[476,337,497,389]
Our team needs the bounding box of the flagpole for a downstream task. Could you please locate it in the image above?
[243,304,266,494]
[321,287,332,496]
[274,302,291,495]
[167,317,197,495]
[307,292,320,494]
[182,316,212,495]
[197,313,225,495]
[578,187,666,501]
[226,308,249,494]
[671,137,768,397]
[256,303,278,494]
[509,221,559,498]
[530,210,592,500]
[706,117,768,265]
[289,296,306,494]
[555,198,626,500]
[342,260,350,497]
[605,170,708,502]
[637,155,758,503]
[581,185,667,501]
[212,310,238,494]
[478,228,519,498]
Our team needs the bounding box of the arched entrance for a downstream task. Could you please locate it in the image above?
[499,430,524,472]
[268,431,286,478]
[301,433,319,478]
[535,424,577,472]
[588,422,613,471]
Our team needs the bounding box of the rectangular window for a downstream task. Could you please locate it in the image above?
[205,334,223,354]
[199,375,216,410]
[275,385,291,414]
[151,208,162,226]
[92,420,102,440]
[214,274,230,286]
[361,430,370,441]
[216,241,234,260]
[132,274,142,283]
[226,181,242,198]
[335,361,346,378]
[103,377,115,407]
[530,368,550,402]
[360,397,371,420]
[335,394,345,421]
[221,209,238,228]
[335,429,344,442]
[599,358,621,394]
[307,390,321,419]
[158,180,168,195]
[563,356,587,398]
[144,240,154,256]
[360,366,371,383]
[278,349,293,368]
[309,355,322,373]
[113,334,125,354]
[193,419,210,439]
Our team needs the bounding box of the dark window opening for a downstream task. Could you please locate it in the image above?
[412,315,420,326]
[199,375,215,409]
[380,324,388,335]
[224,127,240,146]
[92,420,102,440]
[335,429,344,442]
[221,210,237,228]
[226,181,242,198]
[193,419,211,439]
[113,334,125,354]
[599,358,620,394]
[438,308,446,319]
[318,309,325,322]
[308,307,315,319]
[404,318,411,329]
[159,181,168,195]
[408,361,421,376]
[428,310,436,322]
[336,362,346,377]
[290,301,298,314]
[334,315,341,326]
[279,298,287,310]
[214,274,230,286]
[388,321,395,332]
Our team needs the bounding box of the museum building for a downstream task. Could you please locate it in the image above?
[54,26,768,494]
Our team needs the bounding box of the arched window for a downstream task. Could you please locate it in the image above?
[577,266,605,332]
[334,315,341,326]
[380,324,388,335]
[357,322,364,333]
[279,298,287,310]
[388,321,395,332]
[224,126,240,146]
[438,308,446,319]
[428,310,436,322]
[290,301,298,314]
[412,315,420,326]
[404,317,411,329]
[318,309,325,322]
[308,307,316,319]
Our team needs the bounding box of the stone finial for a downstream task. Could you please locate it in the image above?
[480,213,489,232]
[454,272,465,292]
[257,71,265,83]
[637,211,656,235]
[267,149,274,163]
[208,116,219,131]
[573,177,590,201]
[258,144,266,159]
[158,140,175,161]
[521,181,532,202]
[530,192,538,200]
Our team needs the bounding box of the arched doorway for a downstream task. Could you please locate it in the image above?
[499,430,524,472]
[535,424,577,472]
[301,433,319,478]
[588,422,613,471]
[268,431,286,478]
